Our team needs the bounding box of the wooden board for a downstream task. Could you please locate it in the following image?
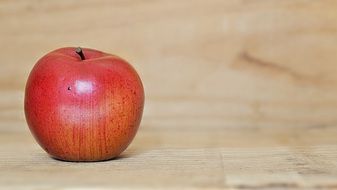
[1,124,337,189]
[1,0,337,189]
[1,0,337,128]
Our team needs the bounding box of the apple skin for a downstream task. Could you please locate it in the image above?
[24,47,144,161]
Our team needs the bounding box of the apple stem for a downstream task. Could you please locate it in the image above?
[75,47,86,60]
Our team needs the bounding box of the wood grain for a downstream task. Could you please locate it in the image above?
[1,0,337,127]
[1,125,337,189]
[1,0,337,189]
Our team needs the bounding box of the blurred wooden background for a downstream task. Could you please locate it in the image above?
[1,0,337,129]
[1,0,337,189]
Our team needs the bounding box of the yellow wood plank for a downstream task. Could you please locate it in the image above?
[1,123,337,189]
[0,0,337,127]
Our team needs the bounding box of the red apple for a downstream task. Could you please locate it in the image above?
[24,47,144,161]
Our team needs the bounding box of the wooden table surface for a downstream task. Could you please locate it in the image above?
[1,0,337,189]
